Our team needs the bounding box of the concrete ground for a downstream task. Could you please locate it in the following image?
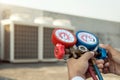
[0,62,120,80]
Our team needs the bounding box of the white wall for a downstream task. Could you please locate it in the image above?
[0,4,43,21]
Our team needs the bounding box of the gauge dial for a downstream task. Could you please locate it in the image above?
[52,28,76,48]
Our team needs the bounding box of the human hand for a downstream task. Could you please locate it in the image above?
[67,51,104,80]
[100,44,120,75]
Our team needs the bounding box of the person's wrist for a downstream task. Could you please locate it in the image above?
[72,76,84,80]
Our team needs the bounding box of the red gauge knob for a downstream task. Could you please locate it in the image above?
[54,43,65,59]
[51,28,77,48]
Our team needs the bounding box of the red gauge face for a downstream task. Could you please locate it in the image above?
[55,29,75,43]
[51,28,76,48]
[78,32,97,45]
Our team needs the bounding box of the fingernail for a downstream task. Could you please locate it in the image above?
[99,44,104,46]
[89,51,95,56]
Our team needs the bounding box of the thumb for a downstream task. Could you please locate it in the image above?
[80,52,95,61]
[99,44,112,51]
[99,44,118,58]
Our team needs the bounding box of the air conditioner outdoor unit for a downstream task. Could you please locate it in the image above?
[1,19,75,63]
[1,20,40,63]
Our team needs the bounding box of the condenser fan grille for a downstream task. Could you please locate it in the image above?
[14,24,38,59]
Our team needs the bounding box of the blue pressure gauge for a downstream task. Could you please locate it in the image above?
[76,31,99,51]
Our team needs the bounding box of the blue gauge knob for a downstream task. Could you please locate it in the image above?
[97,47,107,59]
[76,31,99,51]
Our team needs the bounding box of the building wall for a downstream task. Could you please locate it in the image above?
[43,11,120,48]
[0,3,120,48]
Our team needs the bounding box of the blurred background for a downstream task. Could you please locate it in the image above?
[0,0,120,80]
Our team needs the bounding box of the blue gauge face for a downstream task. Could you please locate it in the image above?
[77,32,97,45]
[76,31,99,51]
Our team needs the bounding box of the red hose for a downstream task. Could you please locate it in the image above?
[88,66,98,80]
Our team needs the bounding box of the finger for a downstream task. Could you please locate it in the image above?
[80,51,95,61]
[97,64,104,69]
[99,44,113,52]
[96,59,104,64]
[104,62,110,67]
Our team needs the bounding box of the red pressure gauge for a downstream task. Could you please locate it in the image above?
[51,28,77,59]
[51,28,77,48]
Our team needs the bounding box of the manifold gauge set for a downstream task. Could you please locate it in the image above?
[51,28,107,80]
